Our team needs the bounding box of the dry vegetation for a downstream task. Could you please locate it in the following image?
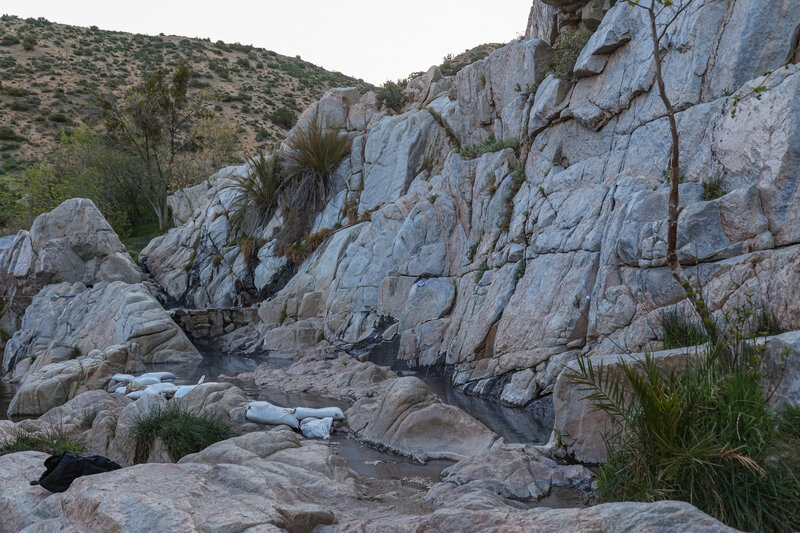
[0,14,370,174]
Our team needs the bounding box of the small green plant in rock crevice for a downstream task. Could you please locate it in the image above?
[514,258,526,281]
[549,28,593,80]
[497,168,526,231]
[460,135,520,160]
[701,177,726,201]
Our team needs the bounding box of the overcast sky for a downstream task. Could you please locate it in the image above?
[2,1,533,84]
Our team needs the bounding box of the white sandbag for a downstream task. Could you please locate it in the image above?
[133,377,161,386]
[300,417,334,439]
[173,385,196,399]
[113,386,128,395]
[138,372,176,382]
[294,407,345,421]
[173,376,213,399]
[110,374,135,383]
[245,401,299,429]
[126,382,178,399]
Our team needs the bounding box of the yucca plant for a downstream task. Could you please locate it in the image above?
[283,118,351,211]
[276,118,350,257]
[569,325,800,532]
[225,148,283,237]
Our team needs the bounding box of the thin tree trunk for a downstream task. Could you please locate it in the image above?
[646,2,714,339]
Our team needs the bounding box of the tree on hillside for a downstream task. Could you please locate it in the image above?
[628,0,712,336]
[99,60,231,230]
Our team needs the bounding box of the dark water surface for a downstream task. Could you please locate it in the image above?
[0,380,13,420]
[418,372,552,445]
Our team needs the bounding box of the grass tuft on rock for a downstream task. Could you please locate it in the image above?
[660,308,710,349]
[131,405,234,463]
[701,177,726,201]
[0,429,85,457]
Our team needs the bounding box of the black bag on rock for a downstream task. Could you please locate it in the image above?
[30,451,122,493]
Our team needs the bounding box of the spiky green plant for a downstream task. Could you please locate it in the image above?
[277,119,350,256]
[225,148,283,237]
[568,318,800,532]
[283,119,351,202]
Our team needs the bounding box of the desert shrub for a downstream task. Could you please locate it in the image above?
[225,149,283,237]
[570,301,800,533]
[49,113,70,123]
[131,405,234,463]
[4,86,28,97]
[549,28,592,80]
[460,135,519,159]
[661,308,710,349]
[0,35,20,46]
[0,126,24,141]
[701,177,726,201]
[22,34,37,51]
[270,106,297,129]
[376,80,406,113]
[0,429,85,457]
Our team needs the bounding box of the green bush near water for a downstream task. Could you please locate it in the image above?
[570,299,800,533]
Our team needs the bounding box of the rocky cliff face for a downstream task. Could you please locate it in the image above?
[143,0,800,408]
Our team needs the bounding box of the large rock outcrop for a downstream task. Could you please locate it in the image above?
[3,280,199,416]
[141,1,800,411]
[0,198,143,335]
[4,281,199,375]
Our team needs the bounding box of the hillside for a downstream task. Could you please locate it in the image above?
[0,14,371,174]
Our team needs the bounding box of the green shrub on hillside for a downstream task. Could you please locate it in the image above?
[22,34,37,51]
[0,35,20,46]
[376,80,406,113]
[270,106,297,129]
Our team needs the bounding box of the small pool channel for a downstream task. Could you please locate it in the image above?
[0,379,14,420]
